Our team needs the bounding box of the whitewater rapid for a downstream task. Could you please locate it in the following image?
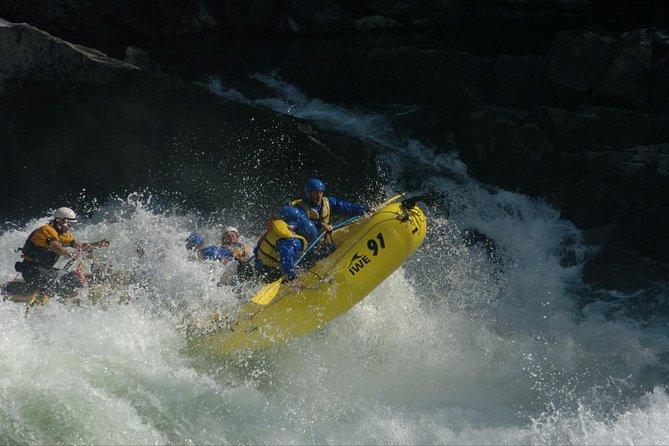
[1,78,669,445]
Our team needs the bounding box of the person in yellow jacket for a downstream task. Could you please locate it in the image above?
[253,206,317,288]
[15,207,110,297]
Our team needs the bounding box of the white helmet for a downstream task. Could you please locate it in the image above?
[222,226,239,236]
[54,207,77,223]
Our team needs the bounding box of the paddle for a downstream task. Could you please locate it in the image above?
[251,193,405,306]
[252,277,285,305]
[296,230,330,264]
[62,249,83,271]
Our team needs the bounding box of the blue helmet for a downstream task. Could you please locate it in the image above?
[186,232,205,250]
[304,178,326,200]
[296,218,317,242]
[278,206,302,224]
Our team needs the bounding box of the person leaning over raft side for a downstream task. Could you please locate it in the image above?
[220,226,252,263]
[201,226,254,282]
[15,207,110,297]
[219,226,254,280]
[291,178,371,234]
[253,206,318,290]
[201,226,252,263]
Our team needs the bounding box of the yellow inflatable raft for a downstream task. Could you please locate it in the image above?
[1,279,49,306]
[188,196,427,356]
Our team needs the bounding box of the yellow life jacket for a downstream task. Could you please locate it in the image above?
[256,220,307,269]
[291,197,331,225]
[21,223,75,268]
[223,242,250,262]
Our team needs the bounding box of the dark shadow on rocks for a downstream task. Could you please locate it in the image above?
[0,20,381,226]
[583,246,669,292]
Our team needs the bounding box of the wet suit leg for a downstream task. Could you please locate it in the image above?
[20,262,84,297]
[253,260,283,283]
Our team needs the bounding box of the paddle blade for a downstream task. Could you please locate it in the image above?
[251,278,283,305]
[378,193,405,209]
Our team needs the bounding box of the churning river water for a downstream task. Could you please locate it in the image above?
[1,77,668,445]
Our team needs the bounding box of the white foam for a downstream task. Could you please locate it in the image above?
[0,79,667,444]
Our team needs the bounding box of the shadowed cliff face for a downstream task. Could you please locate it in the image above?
[0,20,379,226]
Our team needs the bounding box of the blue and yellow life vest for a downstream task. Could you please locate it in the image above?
[291,197,331,225]
[256,220,307,269]
[21,223,75,268]
[223,242,250,262]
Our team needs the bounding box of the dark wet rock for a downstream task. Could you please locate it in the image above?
[353,15,404,31]
[0,19,379,224]
[543,30,616,109]
[582,246,669,291]
[278,45,494,106]
[557,146,669,227]
[0,19,139,83]
[457,0,592,34]
[611,204,669,263]
[247,0,283,30]
[0,0,595,49]
[0,0,218,47]
[455,106,561,195]
[364,0,464,26]
[386,107,461,153]
[124,45,160,72]
[528,106,573,140]
[287,0,352,33]
[593,29,669,113]
[494,54,544,107]
[559,106,669,152]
